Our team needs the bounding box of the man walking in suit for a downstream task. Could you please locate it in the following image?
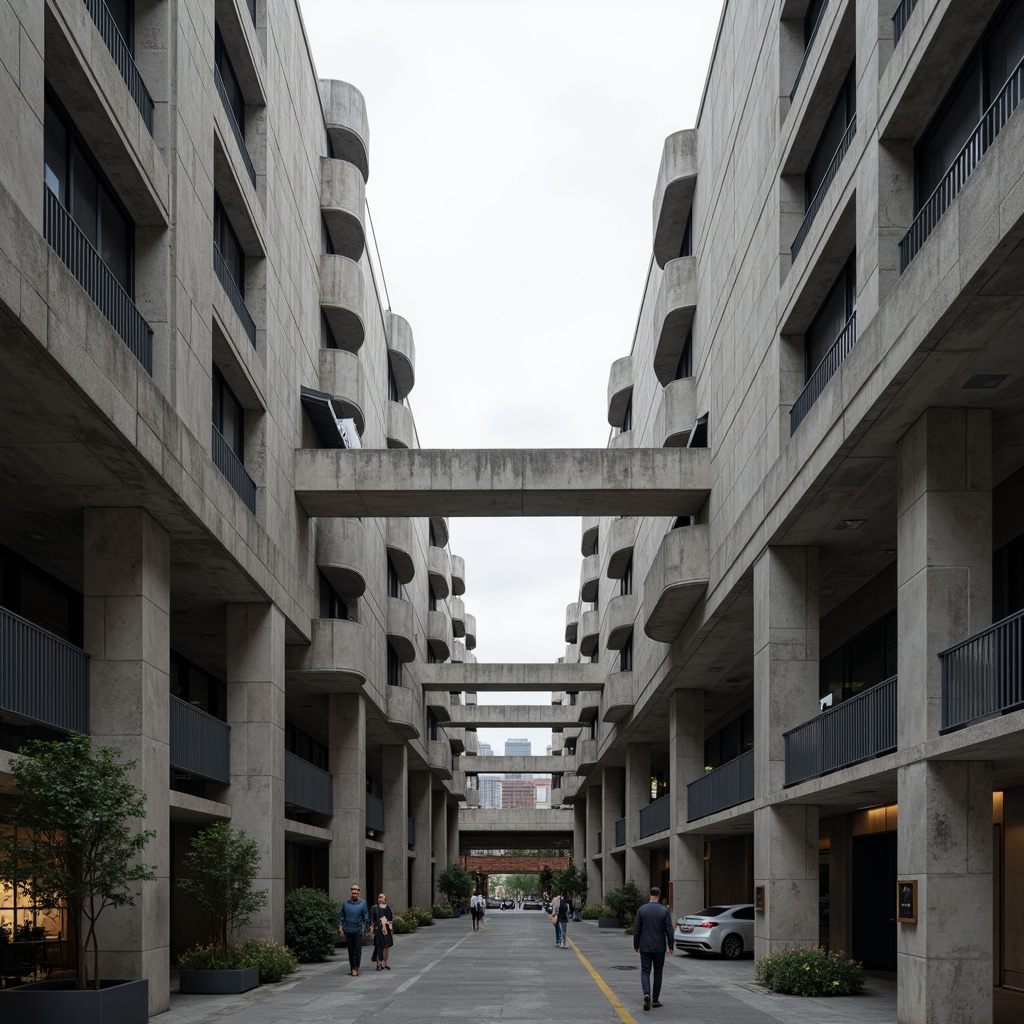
[632,886,674,1011]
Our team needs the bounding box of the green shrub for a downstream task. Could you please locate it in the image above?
[580,904,607,920]
[237,939,298,983]
[392,914,414,934]
[755,946,866,996]
[605,881,644,929]
[284,887,339,963]
[431,903,454,919]
[407,906,434,926]
[178,943,235,971]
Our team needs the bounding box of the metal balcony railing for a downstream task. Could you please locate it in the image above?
[791,115,857,261]
[0,605,89,735]
[408,815,415,849]
[686,750,754,822]
[214,64,256,187]
[82,0,154,132]
[892,0,919,45]
[941,608,1024,731]
[285,750,333,815]
[169,695,230,783]
[212,424,256,513]
[366,792,385,832]
[614,816,625,848]
[638,792,670,838]
[900,55,1024,271]
[44,188,153,374]
[790,312,857,434]
[213,243,256,347]
[790,0,830,102]
[784,676,897,786]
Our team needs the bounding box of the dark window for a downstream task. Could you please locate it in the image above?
[214,193,245,295]
[703,707,754,770]
[106,0,134,50]
[321,216,335,255]
[170,650,227,721]
[589,718,598,741]
[212,365,244,459]
[0,544,83,646]
[819,609,898,707]
[387,643,402,686]
[428,522,437,546]
[319,572,348,620]
[387,557,400,598]
[589,650,599,664]
[687,412,709,449]
[214,26,245,132]
[427,710,438,741]
[619,633,633,672]
[678,209,693,258]
[674,331,693,380]
[804,0,827,45]
[621,397,633,432]
[805,69,855,208]
[285,721,328,770]
[620,558,633,597]
[805,255,855,380]
[388,361,400,402]
[427,647,437,664]
[322,312,337,349]
[428,590,437,612]
[994,531,1024,620]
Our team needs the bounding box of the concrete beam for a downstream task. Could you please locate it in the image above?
[293,447,710,517]
[418,663,605,692]
[464,756,574,774]
[450,705,582,728]
[458,808,574,832]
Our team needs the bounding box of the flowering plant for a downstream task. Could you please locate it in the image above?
[754,945,865,996]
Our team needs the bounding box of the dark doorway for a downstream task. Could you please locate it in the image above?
[852,832,897,970]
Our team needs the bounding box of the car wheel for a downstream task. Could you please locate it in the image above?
[721,934,744,959]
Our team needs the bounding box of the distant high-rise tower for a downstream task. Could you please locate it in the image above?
[478,742,493,757]
[504,738,531,757]
[479,776,501,809]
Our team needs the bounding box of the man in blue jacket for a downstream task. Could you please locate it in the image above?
[338,883,370,975]
[632,886,674,1011]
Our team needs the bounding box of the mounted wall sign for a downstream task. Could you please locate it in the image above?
[754,884,765,913]
[897,880,918,924]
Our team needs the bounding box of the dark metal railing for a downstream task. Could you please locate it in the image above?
[169,695,230,783]
[941,608,1024,731]
[0,605,89,734]
[212,424,256,513]
[639,792,670,838]
[687,750,754,822]
[790,0,830,101]
[408,815,415,849]
[366,792,385,832]
[214,64,256,187]
[784,676,897,786]
[790,312,858,434]
[213,243,256,347]
[82,0,154,133]
[791,115,857,261]
[900,55,1024,271]
[614,816,625,848]
[892,0,919,45]
[44,188,153,374]
[285,750,333,815]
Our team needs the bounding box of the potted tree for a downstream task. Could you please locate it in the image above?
[437,863,473,917]
[176,822,268,993]
[0,733,155,1024]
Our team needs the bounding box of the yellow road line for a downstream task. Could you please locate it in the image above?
[567,937,639,1024]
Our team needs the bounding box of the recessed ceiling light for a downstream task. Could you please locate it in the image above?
[963,374,1008,389]
[835,519,867,531]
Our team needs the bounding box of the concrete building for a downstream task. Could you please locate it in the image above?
[500,778,537,811]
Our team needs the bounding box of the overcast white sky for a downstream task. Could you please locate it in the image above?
[299,0,724,752]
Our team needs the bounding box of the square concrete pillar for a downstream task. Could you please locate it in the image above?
[447,796,460,870]
[329,693,366,903]
[669,689,705,915]
[226,602,286,943]
[586,783,602,894]
[897,760,993,1024]
[601,767,624,895]
[573,801,586,866]
[431,788,448,903]
[625,743,651,890]
[897,408,992,747]
[382,744,408,908]
[84,508,170,1015]
[409,770,432,908]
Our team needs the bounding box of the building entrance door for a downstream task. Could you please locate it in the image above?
[852,831,896,971]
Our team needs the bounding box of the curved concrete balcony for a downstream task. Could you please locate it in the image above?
[447,726,466,754]
[465,650,477,665]
[449,769,466,800]
[577,692,601,721]
[653,129,697,269]
[386,518,416,584]
[579,608,600,657]
[320,254,365,352]
[315,517,367,598]
[581,516,599,557]
[606,516,636,580]
[430,516,450,548]
[285,617,367,691]
[642,524,710,642]
[429,738,453,779]
[425,693,452,723]
[428,545,451,599]
[606,594,637,650]
[451,595,466,637]
[319,79,369,181]
[385,311,416,400]
[551,786,563,807]
[577,738,598,773]
[602,671,635,723]
[450,554,466,596]
[464,613,477,650]
[386,596,417,661]
[653,256,696,385]
[318,347,366,433]
[320,157,365,261]
[580,552,601,603]
[427,607,453,661]
[657,376,697,447]
[464,730,479,755]
[565,601,580,644]
[606,355,634,428]
[609,429,634,450]
[387,400,416,449]
[451,639,466,663]
[386,683,419,738]
[465,788,480,808]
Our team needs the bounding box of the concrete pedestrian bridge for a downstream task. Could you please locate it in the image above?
[458,807,574,851]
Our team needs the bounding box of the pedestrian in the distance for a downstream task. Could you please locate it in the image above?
[370,892,394,971]
[338,883,370,976]
[555,890,570,947]
[469,889,485,932]
[633,886,674,1011]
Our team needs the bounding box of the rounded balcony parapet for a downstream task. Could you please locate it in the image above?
[285,617,367,692]
[653,128,697,269]
[429,738,453,779]
[320,254,365,352]
[653,256,696,385]
[385,311,416,400]
[609,429,634,450]
[606,593,637,650]
[315,518,367,598]
[580,552,601,604]
[317,348,366,433]
[452,639,466,663]
[428,545,452,599]
[577,738,599,773]
[602,671,635,723]
[386,596,417,662]
[430,516,450,548]
[464,613,477,650]
[387,400,416,449]
[657,376,697,447]
[386,683,419,738]
[450,554,466,596]
[565,601,580,644]
[427,607,453,661]
[579,608,600,657]
[319,79,369,181]
[451,595,466,637]
[606,517,637,580]
[606,355,634,428]
[642,523,710,642]
[581,516,600,557]
[386,518,416,584]
[320,157,365,261]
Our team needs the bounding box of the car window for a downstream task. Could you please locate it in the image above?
[732,907,755,920]
[696,906,730,917]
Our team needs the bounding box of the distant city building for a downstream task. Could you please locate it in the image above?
[478,776,502,809]
[504,738,531,757]
[478,742,493,757]
[533,777,552,809]
[501,778,536,810]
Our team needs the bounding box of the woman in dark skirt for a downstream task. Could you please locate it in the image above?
[370,893,394,970]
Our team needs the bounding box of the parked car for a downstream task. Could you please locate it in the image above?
[674,904,755,958]
[522,894,543,910]
[485,895,502,909]
[500,897,515,910]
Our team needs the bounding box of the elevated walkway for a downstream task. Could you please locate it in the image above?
[419,662,604,691]
[450,704,585,728]
[458,807,573,851]
[464,756,573,774]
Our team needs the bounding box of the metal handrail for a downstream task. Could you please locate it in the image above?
[213,242,256,347]
[285,750,333,815]
[638,792,670,838]
[82,0,154,133]
[686,750,754,822]
[214,64,256,187]
[614,816,625,848]
[212,424,256,513]
[791,115,857,261]
[900,55,1024,271]
[366,792,385,832]
[790,0,830,102]
[892,0,919,45]
[790,312,857,434]
[169,695,230,783]
[44,188,153,374]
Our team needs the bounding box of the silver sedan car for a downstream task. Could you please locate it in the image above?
[674,904,755,958]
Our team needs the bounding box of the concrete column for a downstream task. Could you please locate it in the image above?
[753,546,820,956]
[329,693,366,903]
[447,797,460,870]
[669,689,705,916]
[382,744,408,909]
[625,743,651,890]
[573,801,586,865]
[601,767,624,895]
[586,783,602,895]
[409,771,432,908]
[431,788,447,903]
[226,602,286,943]
[897,408,992,747]
[84,508,170,1015]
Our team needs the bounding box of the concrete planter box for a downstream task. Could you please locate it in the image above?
[598,916,623,929]
[0,978,148,1024]
[178,966,260,994]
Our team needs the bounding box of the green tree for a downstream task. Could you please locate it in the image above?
[0,733,156,990]
[178,823,268,956]
[437,863,474,908]
[605,880,644,928]
[551,864,588,902]
[539,864,554,896]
